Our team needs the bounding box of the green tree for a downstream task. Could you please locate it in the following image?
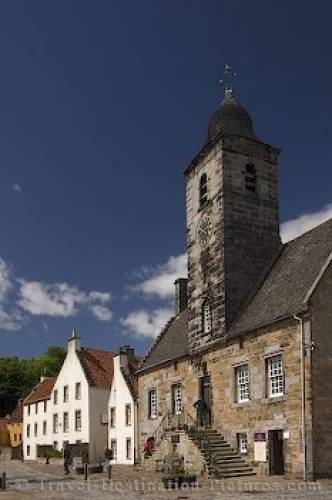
[0,346,65,417]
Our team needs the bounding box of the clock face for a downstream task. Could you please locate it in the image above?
[197,215,212,247]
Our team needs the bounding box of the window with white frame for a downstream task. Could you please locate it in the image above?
[110,407,116,428]
[35,403,38,414]
[53,390,58,405]
[203,301,212,334]
[235,365,250,403]
[237,433,248,454]
[75,382,81,400]
[75,410,82,431]
[27,424,30,438]
[34,423,38,437]
[267,354,284,398]
[53,414,58,434]
[126,438,132,460]
[172,384,182,415]
[110,439,117,460]
[125,404,131,426]
[27,445,30,456]
[63,385,69,403]
[63,412,69,433]
[43,421,47,435]
[148,389,157,419]
[44,401,47,413]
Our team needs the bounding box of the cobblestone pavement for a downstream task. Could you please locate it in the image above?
[1,460,332,499]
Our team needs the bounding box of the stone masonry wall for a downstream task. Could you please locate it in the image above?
[138,319,311,478]
[310,260,332,478]
[185,135,281,353]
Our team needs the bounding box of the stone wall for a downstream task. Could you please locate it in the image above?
[185,134,281,353]
[310,260,332,478]
[138,319,310,479]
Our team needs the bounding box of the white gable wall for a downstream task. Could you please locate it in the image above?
[48,340,90,452]
[108,355,135,464]
[23,396,52,461]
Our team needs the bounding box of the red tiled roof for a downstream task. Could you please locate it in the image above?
[78,348,115,389]
[24,377,57,405]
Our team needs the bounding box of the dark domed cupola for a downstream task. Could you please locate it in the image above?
[207,89,257,141]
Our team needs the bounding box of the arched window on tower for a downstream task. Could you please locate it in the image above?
[202,300,212,334]
[244,163,257,194]
[199,173,208,207]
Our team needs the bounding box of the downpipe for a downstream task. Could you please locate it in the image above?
[293,314,306,481]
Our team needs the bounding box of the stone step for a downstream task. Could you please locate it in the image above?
[209,465,253,474]
[214,458,247,465]
[215,470,256,479]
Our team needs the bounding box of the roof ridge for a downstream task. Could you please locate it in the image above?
[284,216,332,245]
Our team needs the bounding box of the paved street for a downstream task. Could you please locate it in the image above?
[1,460,332,499]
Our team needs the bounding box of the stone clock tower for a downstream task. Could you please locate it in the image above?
[185,87,281,353]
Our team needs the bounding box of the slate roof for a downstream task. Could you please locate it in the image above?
[24,377,57,405]
[78,347,115,389]
[229,218,332,337]
[138,309,189,372]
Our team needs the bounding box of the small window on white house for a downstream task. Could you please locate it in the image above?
[267,354,284,398]
[63,385,69,403]
[235,365,250,403]
[63,412,69,433]
[110,407,116,428]
[28,405,31,416]
[75,410,82,431]
[172,384,182,415]
[75,382,81,400]
[148,389,158,419]
[27,424,30,438]
[126,438,132,460]
[43,421,47,435]
[34,423,37,437]
[110,439,117,460]
[35,403,38,414]
[53,390,58,405]
[53,414,58,434]
[44,401,47,413]
[27,445,30,456]
[125,404,131,426]
[237,433,248,454]
[203,301,212,334]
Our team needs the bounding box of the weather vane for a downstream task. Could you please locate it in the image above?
[219,63,237,99]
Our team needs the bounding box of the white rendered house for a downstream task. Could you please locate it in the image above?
[108,347,138,465]
[23,377,56,461]
[48,331,115,462]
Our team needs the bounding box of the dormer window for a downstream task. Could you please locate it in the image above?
[199,173,208,207]
[244,163,257,193]
[202,300,212,334]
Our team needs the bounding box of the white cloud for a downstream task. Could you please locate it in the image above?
[135,253,187,299]
[89,304,113,321]
[18,280,113,322]
[121,307,173,338]
[281,202,332,243]
[12,183,22,192]
[0,258,22,331]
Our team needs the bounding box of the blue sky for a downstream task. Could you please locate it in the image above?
[0,1,331,358]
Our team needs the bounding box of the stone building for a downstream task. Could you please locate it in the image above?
[137,86,332,480]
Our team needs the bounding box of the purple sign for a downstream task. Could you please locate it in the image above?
[254,432,266,442]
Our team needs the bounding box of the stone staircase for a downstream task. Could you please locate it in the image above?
[187,427,255,478]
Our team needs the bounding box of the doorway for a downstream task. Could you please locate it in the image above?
[198,366,212,427]
[268,430,284,475]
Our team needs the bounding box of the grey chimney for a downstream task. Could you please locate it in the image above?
[174,278,188,315]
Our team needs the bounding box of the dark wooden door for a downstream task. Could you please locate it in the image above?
[199,372,212,426]
[268,430,284,475]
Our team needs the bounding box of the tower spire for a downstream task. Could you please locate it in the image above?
[219,63,237,100]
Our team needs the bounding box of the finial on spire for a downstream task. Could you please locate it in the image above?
[72,328,78,338]
[219,63,237,100]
